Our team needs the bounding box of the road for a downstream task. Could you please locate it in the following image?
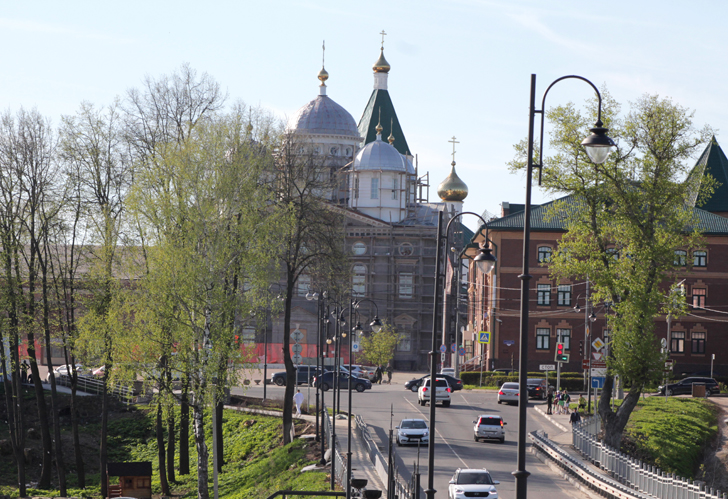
[237,378,590,499]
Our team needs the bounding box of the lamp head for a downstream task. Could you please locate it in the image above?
[474,245,497,274]
[589,311,597,323]
[573,303,581,313]
[370,316,383,333]
[581,121,616,164]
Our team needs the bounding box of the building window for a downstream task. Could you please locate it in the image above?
[693,250,707,267]
[537,246,552,263]
[297,275,311,297]
[537,284,551,306]
[671,331,685,354]
[241,326,256,344]
[397,332,412,352]
[371,178,379,199]
[557,285,572,306]
[692,288,706,308]
[392,177,399,200]
[399,272,413,299]
[352,264,366,297]
[674,250,687,266]
[557,329,571,350]
[352,242,367,255]
[606,247,620,260]
[691,332,706,354]
[330,146,338,156]
[399,242,414,256]
[345,147,352,157]
[536,328,550,350]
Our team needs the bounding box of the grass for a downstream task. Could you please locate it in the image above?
[0,404,329,498]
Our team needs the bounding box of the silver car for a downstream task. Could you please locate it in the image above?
[448,468,499,499]
[497,382,519,405]
[473,414,506,443]
[396,418,429,446]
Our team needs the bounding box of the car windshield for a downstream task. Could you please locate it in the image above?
[502,383,518,389]
[457,472,493,485]
[434,379,449,388]
[478,418,501,426]
[401,420,427,429]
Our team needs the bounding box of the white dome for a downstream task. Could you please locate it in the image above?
[289,93,360,139]
[353,134,415,174]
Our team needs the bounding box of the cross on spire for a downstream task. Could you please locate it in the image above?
[322,40,325,67]
[380,30,387,49]
[449,136,459,164]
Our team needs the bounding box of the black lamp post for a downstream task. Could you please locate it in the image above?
[426,211,496,499]
[307,290,328,444]
[515,74,615,499]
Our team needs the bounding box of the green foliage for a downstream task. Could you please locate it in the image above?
[623,397,718,478]
[358,321,401,367]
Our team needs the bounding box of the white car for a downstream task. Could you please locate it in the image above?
[418,377,452,407]
[473,414,506,443]
[448,468,499,499]
[46,364,85,382]
[497,382,519,405]
[440,367,456,376]
[396,418,429,446]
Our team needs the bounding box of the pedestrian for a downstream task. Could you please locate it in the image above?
[294,389,304,416]
[20,360,29,384]
[546,388,553,415]
[562,389,571,414]
[570,408,581,425]
[386,363,393,384]
[578,394,587,411]
[555,390,563,414]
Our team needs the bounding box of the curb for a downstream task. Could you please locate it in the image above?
[534,405,569,432]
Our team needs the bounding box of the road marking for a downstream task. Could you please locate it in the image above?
[403,396,469,469]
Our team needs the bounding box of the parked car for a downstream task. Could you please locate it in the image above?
[526,378,549,400]
[492,368,516,376]
[440,367,456,376]
[658,377,720,396]
[418,377,451,407]
[312,371,372,392]
[271,366,322,387]
[497,382,519,405]
[46,364,86,382]
[396,418,429,446]
[448,468,500,499]
[405,374,463,392]
[473,414,507,443]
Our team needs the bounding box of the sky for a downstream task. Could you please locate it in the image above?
[2,1,727,230]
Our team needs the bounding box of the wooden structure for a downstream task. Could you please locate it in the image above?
[107,461,153,499]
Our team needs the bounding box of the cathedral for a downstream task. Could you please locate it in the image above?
[260,42,474,370]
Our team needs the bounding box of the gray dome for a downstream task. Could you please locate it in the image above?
[289,94,360,138]
[353,134,415,173]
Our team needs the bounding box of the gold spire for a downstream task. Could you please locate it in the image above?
[437,137,468,201]
[376,108,383,135]
[318,40,329,85]
[372,30,391,73]
[388,118,395,144]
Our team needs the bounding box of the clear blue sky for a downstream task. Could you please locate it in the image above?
[2,1,726,229]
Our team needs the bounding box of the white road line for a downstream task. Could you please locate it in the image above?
[402,396,470,469]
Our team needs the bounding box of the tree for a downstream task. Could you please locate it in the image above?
[358,321,401,368]
[510,92,713,448]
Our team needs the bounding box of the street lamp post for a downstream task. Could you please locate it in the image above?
[515,73,615,499]
[306,290,327,444]
[426,211,496,499]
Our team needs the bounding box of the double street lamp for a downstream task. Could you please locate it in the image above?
[515,74,615,499]
[427,211,496,499]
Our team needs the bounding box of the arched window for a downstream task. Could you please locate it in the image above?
[352,264,367,297]
[352,242,367,255]
[674,250,687,266]
[693,250,707,267]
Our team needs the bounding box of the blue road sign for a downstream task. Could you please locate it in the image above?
[440,344,447,353]
[451,342,457,353]
[458,347,466,356]
[592,376,605,389]
[478,331,491,344]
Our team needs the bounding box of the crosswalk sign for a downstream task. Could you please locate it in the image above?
[478,331,491,344]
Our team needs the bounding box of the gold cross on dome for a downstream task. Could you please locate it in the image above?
[449,136,459,163]
[322,40,325,66]
[380,30,387,48]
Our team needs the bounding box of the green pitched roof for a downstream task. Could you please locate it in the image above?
[358,89,411,156]
[690,136,728,213]
[472,194,728,238]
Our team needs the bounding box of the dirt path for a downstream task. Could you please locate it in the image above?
[702,396,728,490]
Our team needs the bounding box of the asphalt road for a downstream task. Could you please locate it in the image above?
[237,379,590,499]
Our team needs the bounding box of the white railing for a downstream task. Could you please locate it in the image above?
[323,404,347,489]
[54,374,136,403]
[571,416,727,499]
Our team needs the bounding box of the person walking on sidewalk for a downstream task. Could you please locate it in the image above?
[570,408,581,425]
[294,389,304,416]
[546,388,554,415]
[578,394,587,411]
[562,389,571,414]
[555,390,562,414]
[386,363,393,384]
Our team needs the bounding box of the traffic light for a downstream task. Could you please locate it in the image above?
[579,340,584,357]
[555,342,569,363]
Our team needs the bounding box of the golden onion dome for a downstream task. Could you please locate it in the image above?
[373,48,391,73]
[318,66,329,84]
[437,162,469,201]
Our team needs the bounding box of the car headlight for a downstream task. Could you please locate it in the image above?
[423,431,429,436]
[454,488,464,494]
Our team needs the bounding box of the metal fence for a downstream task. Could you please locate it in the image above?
[54,374,136,403]
[572,416,727,499]
[322,403,348,488]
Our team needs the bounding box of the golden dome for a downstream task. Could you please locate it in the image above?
[373,48,391,73]
[318,66,329,85]
[437,162,469,201]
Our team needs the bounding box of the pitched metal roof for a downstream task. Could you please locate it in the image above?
[358,89,411,156]
[690,137,728,213]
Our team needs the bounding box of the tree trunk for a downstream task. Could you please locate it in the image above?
[282,270,295,445]
[192,400,209,499]
[167,407,176,483]
[70,370,85,488]
[27,337,54,489]
[216,399,224,470]
[100,374,109,498]
[1,329,26,497]
[598,375,643,449]
[156,401,170,496]
[179,378,190,475]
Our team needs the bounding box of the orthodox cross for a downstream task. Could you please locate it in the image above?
[322,40,325,67]
[449,136,459,163]
[380,30,387,49]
